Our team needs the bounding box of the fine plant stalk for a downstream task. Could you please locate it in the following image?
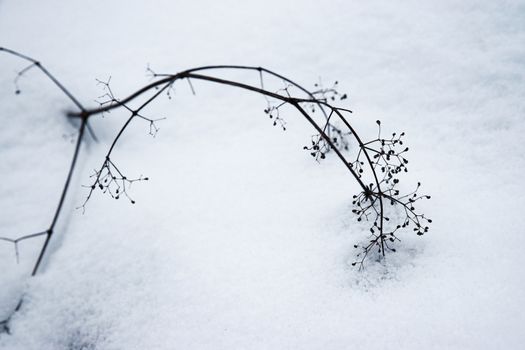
[0,47,431,332]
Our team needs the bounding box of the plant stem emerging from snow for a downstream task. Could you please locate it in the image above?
[0,47,431,332]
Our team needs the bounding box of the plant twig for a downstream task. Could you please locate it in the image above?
[0,47,431,331]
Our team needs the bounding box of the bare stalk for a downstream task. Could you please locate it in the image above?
[0,47,431,331]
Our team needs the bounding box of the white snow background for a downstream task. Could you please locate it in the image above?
[1,0,524,349]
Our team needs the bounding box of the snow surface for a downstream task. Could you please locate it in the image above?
[1,0,525,349]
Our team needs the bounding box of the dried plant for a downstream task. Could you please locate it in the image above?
[0,47,431,331]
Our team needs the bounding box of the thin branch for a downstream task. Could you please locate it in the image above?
[0,48,431,332]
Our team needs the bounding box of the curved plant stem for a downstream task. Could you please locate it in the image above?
[1,47,430,331]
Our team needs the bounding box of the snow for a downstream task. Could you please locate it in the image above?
[1,0,525,349]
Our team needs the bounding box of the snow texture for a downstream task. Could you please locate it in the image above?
[1,0,524,349]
